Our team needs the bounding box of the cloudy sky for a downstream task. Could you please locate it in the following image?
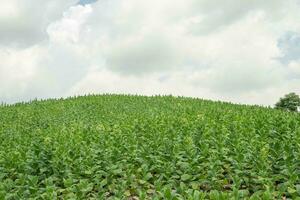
[0,0,300,105]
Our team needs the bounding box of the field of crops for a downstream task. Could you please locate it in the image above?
[0,95,300,199]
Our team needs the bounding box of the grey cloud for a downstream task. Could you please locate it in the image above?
[79,0,98,5]
[105,34,182,75]
[186,0,295,35]
[0,1,77,48]
[277,31,300,64]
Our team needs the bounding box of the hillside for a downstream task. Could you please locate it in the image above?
[0,95,299,199]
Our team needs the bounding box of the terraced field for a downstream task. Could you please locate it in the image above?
[0,95,299,199]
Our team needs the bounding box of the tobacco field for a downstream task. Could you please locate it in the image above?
[0,95,300,199]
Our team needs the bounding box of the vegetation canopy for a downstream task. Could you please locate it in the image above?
[0,95,300,199]
[275,92,300,112]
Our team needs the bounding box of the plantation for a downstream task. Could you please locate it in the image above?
[0,94,300,199]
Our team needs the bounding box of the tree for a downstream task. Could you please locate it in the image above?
[275,92,300,112]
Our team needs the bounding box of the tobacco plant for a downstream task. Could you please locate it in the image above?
[0,95,300,199]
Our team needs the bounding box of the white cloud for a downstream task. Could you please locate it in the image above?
[47,5,93,44]
[0,0,300,105]
[0,45,43,102]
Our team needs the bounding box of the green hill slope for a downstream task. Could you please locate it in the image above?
[0,95,299,199]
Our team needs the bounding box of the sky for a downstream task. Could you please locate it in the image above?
[0,0,300,106]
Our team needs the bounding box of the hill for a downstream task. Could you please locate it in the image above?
[0,95,299,199]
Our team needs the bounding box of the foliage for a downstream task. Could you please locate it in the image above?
[275,92,300,112]
[0,94,300,199]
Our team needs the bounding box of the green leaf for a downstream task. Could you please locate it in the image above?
[145,172,153,181]
[181,174,192,181]
[100,179,108,187]
[288,187,297,194]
